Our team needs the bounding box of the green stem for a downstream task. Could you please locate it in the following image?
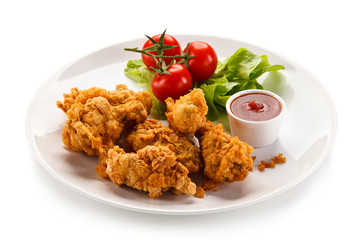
[124,29,196,75]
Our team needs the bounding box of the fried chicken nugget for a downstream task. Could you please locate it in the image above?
[57,84,152,178]
[125,119,202,173]
[165,89,208,134]
[196,121,254,184]
[106,145,197,198]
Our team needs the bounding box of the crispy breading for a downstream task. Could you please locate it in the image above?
[106,145,197,198]
[57,84,152,178]
[165,89,208,134]
[125,119,202,173]
[196,121,254,184]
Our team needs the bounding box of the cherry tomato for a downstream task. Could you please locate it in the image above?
[142,34,182,71]
[184,41,218,82]
[151,64,193,102]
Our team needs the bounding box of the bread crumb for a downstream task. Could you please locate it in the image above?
[194,187,205,198]
[258,153,286,172]
[194,179,219,198]
[272,153,286,164]
[261,160,275,168]
[258,163,265,171]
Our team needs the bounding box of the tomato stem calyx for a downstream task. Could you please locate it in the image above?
[177,42,197,69]
[124,29,196,76]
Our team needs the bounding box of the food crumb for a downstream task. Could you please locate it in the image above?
[258,153,286,172]
[194,179,219,198]
[261,160,275,168]
[272,153,286,164]
[194,187,205,198]
[258,163,265,172]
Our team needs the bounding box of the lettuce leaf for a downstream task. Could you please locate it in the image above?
[124,59,154,88]
[200,48,285,121]
[124,48,285,123]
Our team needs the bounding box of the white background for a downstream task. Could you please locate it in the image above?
[1,0,359,239]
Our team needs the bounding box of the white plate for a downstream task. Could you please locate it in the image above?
[26,35,337,215]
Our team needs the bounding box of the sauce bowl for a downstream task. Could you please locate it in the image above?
[226,89,286,148]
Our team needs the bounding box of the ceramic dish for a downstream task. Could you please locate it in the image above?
[26,35,337,215]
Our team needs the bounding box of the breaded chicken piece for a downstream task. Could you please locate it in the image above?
[125,119,202,173]
[165,89,208,134]
[106,145,197,198]
[57,84,152,178]
[196,121,254,184]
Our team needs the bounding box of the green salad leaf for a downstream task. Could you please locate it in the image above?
[200,77,238,120]
[123,48,285,123]
[124,59,154,87]
[199,48,285,121]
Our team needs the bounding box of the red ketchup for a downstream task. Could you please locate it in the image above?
[230,93,282,121]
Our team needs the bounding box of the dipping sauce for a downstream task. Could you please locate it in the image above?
[230,93,282,121]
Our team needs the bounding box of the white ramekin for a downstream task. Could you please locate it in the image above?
[226,89,286,148]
